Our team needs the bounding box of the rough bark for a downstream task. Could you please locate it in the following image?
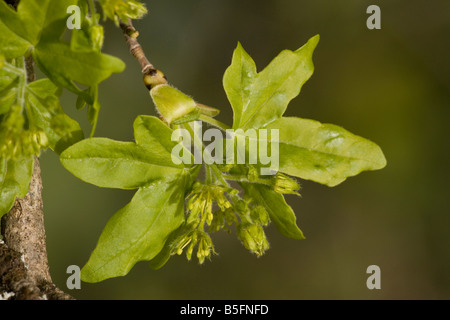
[0,158,74,300]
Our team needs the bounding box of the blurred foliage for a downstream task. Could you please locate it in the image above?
[39,0,449,299]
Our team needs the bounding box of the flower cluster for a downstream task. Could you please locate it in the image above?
[234,197,270,257]
[171,182,232,263]
[172,230,215,264]
[0,106,48,159]
[98,0,147,25]
[171,172,281,263]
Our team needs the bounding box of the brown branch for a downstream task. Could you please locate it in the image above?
[0,242,42,300]
[0,158,74,300]
[2,158,51,286]
[119,19,168,89]
[119,20,154,73]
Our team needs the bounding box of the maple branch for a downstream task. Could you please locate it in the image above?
[119,19,168,89]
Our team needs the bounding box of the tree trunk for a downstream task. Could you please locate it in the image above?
[1,158,73,300]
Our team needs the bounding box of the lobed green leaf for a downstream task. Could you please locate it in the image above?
[264,117,387,186]
[33,41,125,103]
[224,35,319,130]
[0,0,77,58]
[60,137,185,189]
[81,175,186,283]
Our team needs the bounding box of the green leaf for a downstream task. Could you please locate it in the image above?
[33,41,125,103]
[0,0,116,134]
[134,115,178,150]
[70,1,104,53]
[148,225,184,270]
[264,117,387,187]
[0,0,47,45]
[150,84,198,125]
[0,64,19,115]
[0,18,30,59]
[223,42,257,129]
[0,155,33,217]
[133,115,194,164]
[224,35,319,130]
[148,165,201,270]
[26,79,84,154]
[60,137,185,189]
[0,0,77,58]
[240,182,304,240]
[81,174,186,283]
[0,0,123,102]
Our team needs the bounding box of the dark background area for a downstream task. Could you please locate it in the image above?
[39,0,449,299]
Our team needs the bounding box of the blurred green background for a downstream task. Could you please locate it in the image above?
[39,0,450,299]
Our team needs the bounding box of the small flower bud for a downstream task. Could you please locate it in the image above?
[273,173,300,195]
[195,231,215,264]
[91,25,104,51]
[186,232,198,261]
[237,223,269,257]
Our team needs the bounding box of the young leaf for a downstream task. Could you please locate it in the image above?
[240,182,304,240]
[134,115,179,151]
[0,0,119,137]
[148,165,201,270]
[0,18,30,59]
[150,85,199,125]
[0,155,33,217]
[222,42,257,129]
[26,79,84,154]
[60,138,185,189]
[0,0,77,58]
[81,174,187,283]
[0,64,19,115]
[0,62,83,153]
[264,117,387,187]
[133,115,194,163]
[224,35,319,130]
[33,41,125,103]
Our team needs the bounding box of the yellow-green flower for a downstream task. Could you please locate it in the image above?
[237,223,269,257]
[272,172,300,195]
